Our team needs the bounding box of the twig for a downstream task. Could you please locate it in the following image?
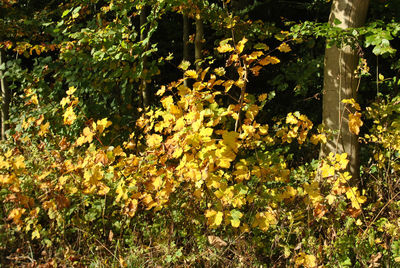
[361,191,400,239]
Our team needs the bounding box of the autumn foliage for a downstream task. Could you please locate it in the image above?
[1,0,400,267]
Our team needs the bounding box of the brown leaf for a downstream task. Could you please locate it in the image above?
[207,235,228,248]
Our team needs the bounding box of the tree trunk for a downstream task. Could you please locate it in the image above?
[0,49,10,140]
[140,6,149,108]
[183,13,190,86]
[321,0,369,181]
[194,14,203,71]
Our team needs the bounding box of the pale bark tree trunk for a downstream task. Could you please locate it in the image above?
[183,13,190,87]
[140,6,149,108]
[321,0,369,181]
[194,14,203,71]
[0,49,10,140]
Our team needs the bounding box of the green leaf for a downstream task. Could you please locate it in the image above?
[61,9,71,18]
[72,6,82,19]
[333,18,342,25]
[178,60,191,71]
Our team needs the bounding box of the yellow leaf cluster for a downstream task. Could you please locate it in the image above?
[345,187,367,209]
[8,208,26,226]
[63,106,77,125]
[303,181,322,205]
[295,253,317,268]
[217,38,234,53]
[205,209,224,227]
[349,111,363,135]
[236,37,248,54]
[279,112,313,144]
[310,133,327,145]
[278,42,291,53]
[252,210,277,231]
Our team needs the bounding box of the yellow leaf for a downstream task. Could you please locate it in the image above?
[156,85,166,96]
[280,186,297,200]
[349,111,363,135]
[0,174,13,184]
[250,65,263,76]
[346,187,366,209]
[216,147,236,169]
[321,163,334,178]
[258,94,268,102]
[8,208,26,225]
[66,86,77,95]
[342,98,361,111]
[214,211,223,226]
[236,37,248,54]
[303,181,322,204]
[184,69,198,79]
[295,253,306,266]
[124,199,138,217]
[235,78,245,88]
[286,113,298,124]
[247,51,264,60]
[201,67,209,81]
[38,122,50,137]
[60,97,70,108]
[278,42,291,53]
[76,136,86,146]
[97,183,110,195]
[173,117,186,131]
[326,194,336,205]
[222,80,235,93]
[63,106,77,125]
[96,118,112,134]
[83,127,94,142]
[253,211,277,231]
[84,165,103,185]
[258,124,269,135]
[161,95,174,110]
[32,229,40,239]
[233,160,250,182]
[336,153,349,170]
[152,176,163,190]
[38,171,51,181]
[222,131,239,149]
[304,254,317,268]
[13,155,25,169]
[217,42,234,53]
[147,134,163,148]
[178,60,191,71]
[199,127,213,137]
[116,182,128,202]
[214,67,226,76]
[339,172,351,183]
[231,218,241,228]
[5,150,12,158]
[205,209,223,227]
[0,156,9,169]
[30,94,39,105]
[310,134,327,145]
[259,56,280,66]
[295,253,317,268]
[172,147,183,158]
